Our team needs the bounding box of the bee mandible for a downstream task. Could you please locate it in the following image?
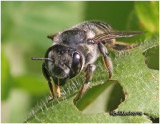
[32,21,145,102]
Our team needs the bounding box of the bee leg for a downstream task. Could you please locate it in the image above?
[111,41,142,52]
[42,63,56,102]
[75,64,96,101]
[98,43,113,80]
[55,85,61,97]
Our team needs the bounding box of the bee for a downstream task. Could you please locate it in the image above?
[32,21,145,102]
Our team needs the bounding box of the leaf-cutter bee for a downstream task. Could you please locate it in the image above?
[32,21,145,102]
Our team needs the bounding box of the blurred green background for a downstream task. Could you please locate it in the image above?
[1,1,159,123]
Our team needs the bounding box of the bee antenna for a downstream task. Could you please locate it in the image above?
[32,57,53,62]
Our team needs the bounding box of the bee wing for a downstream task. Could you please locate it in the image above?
[93,31,146,43]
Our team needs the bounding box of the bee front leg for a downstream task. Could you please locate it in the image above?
[42,63,56,102]
[55,84,61,97]
[75,64,96,101]
[98,43,113,80]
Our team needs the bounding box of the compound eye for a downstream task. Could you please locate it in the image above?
[71,52,82,77]
[73,52,81,64]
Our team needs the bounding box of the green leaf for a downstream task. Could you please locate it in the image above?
[26,95,151,123]
[26,36,158,123]
[74,80,125,113]
[13,75,49,95]
[143,45,159,70]
[1,48,12,101]
[135,1,159,33]
[7,89,31,122]
[112,39,159,118]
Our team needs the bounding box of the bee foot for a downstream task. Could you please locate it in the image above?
[108,78,112,80]
[48,97,55,103]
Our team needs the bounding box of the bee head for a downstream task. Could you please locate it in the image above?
[43,44,83,83]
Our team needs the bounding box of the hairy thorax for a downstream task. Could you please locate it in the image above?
[77,43,100,68]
